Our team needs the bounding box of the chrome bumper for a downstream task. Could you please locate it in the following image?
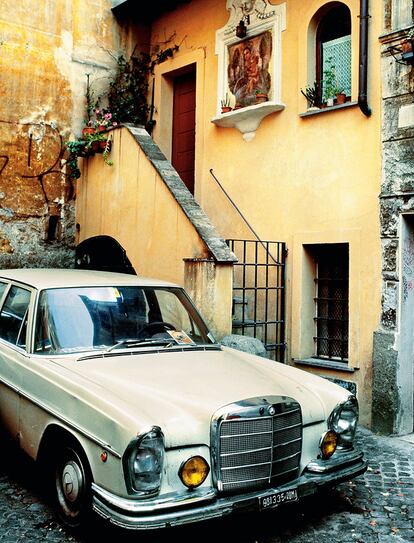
[92,449,367,530]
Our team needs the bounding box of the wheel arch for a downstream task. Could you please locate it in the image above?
[37,423,93,481]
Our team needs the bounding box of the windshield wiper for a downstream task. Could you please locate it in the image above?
[106,338,176,352]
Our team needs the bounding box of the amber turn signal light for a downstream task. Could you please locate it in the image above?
[179,455,210,489]
[319,430,338,459]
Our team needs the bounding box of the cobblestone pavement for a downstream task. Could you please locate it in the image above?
[0,428,412,542]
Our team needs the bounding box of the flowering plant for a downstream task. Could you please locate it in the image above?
[66,108,116,179]
[82,109,118,137]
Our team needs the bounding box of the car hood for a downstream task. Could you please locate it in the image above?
[54,347,347,448]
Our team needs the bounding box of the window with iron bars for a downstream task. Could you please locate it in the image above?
[313,244,348,362]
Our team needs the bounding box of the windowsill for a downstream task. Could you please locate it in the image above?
[211,101,285,141]
[299,101,358,118]
[293,357,357,373]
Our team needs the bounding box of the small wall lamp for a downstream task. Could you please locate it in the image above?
[236,19,247,39]
[236,14,250,39]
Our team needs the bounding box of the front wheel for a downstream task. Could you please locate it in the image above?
[53,444,92,528]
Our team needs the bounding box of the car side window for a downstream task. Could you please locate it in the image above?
[0,282,7,302]
[0,286,31,348]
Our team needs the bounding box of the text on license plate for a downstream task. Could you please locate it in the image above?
[259,489,298,510]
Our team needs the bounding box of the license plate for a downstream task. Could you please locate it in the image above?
[259,488,298,510]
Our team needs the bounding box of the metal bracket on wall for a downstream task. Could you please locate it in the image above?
[387,42,414,65]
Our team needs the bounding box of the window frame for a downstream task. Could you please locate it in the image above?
[312,244,349,363]
[314,3,352,106]
[0,283,32,350]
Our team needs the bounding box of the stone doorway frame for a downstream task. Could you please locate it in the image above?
[398,213,414,433]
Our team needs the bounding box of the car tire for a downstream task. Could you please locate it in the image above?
[53,443,92,529]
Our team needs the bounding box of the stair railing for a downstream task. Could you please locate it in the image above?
[209,169,280,265]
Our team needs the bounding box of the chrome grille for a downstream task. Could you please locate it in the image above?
[212,397,302,494]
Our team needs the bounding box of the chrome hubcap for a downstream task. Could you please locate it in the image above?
[62,460,83,503]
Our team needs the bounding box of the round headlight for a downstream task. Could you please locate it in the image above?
[123,427,164,497]
[320,430,338,459]
[179,456,210,489]
[328,396,359,449]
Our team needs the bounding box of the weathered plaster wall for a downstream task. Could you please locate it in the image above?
[0,0,144,268]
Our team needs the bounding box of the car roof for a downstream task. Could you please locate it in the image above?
[0,269,179,290]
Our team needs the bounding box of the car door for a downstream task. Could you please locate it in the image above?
[0,282,32,439]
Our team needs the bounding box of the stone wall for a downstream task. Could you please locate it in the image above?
[374,9,414,433]
[0,0,144,269]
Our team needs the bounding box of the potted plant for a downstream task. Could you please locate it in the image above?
[81,110,116,166]
[65,108,117,177]
[301,81,319,109]
[335,89,346,104]
[322,58,344,107]
[255,89,268,104]
[221,94,232,114]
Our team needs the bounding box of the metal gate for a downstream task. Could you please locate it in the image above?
[227,239,286,362]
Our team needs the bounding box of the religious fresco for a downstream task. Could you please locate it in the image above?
[227,30,272,107]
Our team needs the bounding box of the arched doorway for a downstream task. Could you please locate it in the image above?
[75,236,136,275]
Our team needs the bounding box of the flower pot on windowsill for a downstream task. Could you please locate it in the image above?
[335,92,346,105]
[255,93,268,104]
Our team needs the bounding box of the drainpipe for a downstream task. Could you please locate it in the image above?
[358,0,372,116]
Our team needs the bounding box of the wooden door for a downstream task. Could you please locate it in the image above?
[172,71,196,194]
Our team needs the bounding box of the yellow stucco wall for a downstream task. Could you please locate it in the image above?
[1,0,382,425]
[149,0,382,426]
[76,127,233,337]
[76,128,210,283]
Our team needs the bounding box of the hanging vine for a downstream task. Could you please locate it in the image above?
[107,42,179,128]
[65,39,180,180]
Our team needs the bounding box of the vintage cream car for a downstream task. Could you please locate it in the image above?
[0,268,366,530]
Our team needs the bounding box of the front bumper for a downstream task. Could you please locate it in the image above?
[92,449,367,530]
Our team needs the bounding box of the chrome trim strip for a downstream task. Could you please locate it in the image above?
[274,422,302,432]
[272,451,301,464]
[222,475,269,485]
[222,461,271,471]
[305,449,364,474]
[0,375,122,459]
[79,344,222,361]
[221,429,273,438]
[271,466,298,477]
[221,445,272,457]
[92,483,217,513]
[283,437,302,445]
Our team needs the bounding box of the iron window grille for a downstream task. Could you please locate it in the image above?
[313,244,349,362]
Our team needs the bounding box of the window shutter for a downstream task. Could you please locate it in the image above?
[322,35,351,96]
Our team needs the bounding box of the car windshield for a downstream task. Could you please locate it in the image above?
[34,286,213,355]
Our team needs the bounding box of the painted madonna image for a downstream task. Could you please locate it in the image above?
[227,31,272,107]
